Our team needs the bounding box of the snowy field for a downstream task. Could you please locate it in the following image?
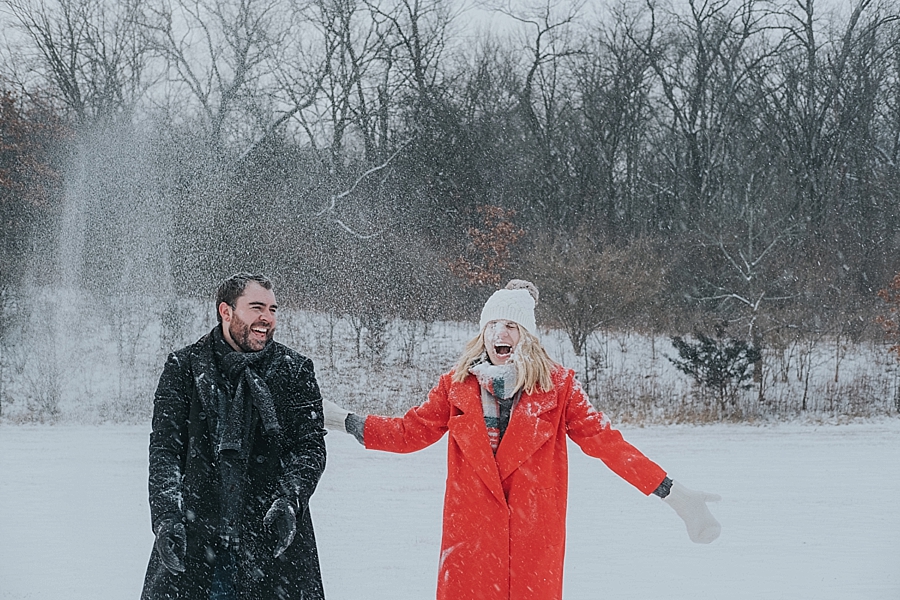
[1,420,898,599]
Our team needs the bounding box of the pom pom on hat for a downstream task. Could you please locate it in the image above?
[504,279,539,304]
[479,279,538,335]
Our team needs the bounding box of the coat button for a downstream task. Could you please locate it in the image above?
[256,455,266,463]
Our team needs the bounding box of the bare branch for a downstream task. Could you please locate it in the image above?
[316,137,413,216]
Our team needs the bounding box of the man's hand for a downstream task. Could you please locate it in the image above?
[322,399,350,432]
[664,481,722,544]
[155,515,186,574]
[264,498,297,558]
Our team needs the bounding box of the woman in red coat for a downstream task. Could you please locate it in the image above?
[324,280,720,600]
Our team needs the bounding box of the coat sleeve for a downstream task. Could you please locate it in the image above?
[563,372,667,495]
[277,356,327,510]
[364,372,453,453]
[148,351,191,530]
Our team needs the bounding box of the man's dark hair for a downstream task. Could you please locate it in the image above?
[216,272,274,322]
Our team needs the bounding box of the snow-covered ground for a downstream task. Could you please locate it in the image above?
[1,420,898,599]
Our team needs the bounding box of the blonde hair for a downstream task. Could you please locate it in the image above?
[452,323,558,395]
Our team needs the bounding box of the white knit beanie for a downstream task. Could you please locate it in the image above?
[479,286,537,336]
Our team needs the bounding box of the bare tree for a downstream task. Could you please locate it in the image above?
[628,0,774,223]
[4,0,151,123]
[499,0,582,229]
[0,88,65,417]
[570,5,656,236]
[142,0,312,154]
[365,0,457,107]
[295,0,387,161]
[767,0,893,222]
[527,230,665,358]
[691,171,799,360]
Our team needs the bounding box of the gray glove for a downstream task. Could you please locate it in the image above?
[263,498,296,558]
[664,481,722,543]
[154,515,186,574]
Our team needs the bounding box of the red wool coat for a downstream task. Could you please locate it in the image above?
[364,366,667,600]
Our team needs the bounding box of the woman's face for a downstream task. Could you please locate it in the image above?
[483,320,521,365]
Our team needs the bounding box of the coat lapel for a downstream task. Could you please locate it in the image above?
[191,337,223,443]
[495,387,558,482]
[448,377,507,505]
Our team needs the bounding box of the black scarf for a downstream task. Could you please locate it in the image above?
[214,328,281,458]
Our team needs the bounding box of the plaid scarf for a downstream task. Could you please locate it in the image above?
[469,362,520,453]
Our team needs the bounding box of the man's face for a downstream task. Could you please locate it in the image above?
[483,320,521,365]
[219,282,277,352]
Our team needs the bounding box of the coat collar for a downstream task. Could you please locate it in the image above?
[447,377,506,504]
[448,374,559,503]
[495,384,557,481]
[190,329,227,442]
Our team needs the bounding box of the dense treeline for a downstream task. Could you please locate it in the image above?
[1,0,899,361]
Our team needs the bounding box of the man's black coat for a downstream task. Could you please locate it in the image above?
[141,328,327,600]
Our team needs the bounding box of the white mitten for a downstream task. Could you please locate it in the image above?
[664,481,722,544]
[322,399,350,432]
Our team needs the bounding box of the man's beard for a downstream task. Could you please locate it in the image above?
[228,315,274,352]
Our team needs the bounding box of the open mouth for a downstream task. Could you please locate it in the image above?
[494,345,512,356]
[251,326,269,337]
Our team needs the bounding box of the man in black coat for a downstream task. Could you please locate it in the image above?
[142,273,327,600]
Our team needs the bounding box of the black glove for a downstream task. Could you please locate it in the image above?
[263,498,296,558]
[154,515,186,574]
